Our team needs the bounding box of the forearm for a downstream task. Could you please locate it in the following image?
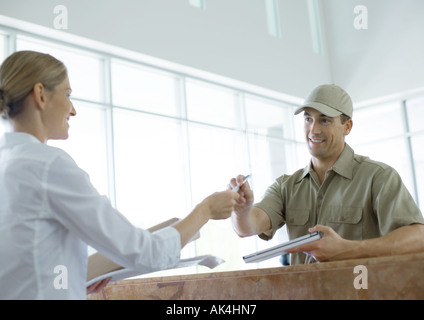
[231,206,271,238]
[173,203,210,248]
[231,209,256,237]
[341,224,424,260]
[172,190,238,248]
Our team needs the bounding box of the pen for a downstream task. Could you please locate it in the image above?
[232,175,251,192]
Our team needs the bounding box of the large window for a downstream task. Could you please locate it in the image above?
[16,36,104,103]
[0,26,302,274]
[111,60,181,117]
[113,110,189,228]
[0,23,422,277]
[411,135,424,209]
[349,99,424,207]
[406,97,424,208]
[0,32,6,63]
[0,32,6,136]
[186,79,242,128]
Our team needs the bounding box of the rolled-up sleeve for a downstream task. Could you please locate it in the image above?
[372,166,424,235]
[254,176,287,241]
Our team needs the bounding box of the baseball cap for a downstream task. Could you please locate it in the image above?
[294,84,353,118]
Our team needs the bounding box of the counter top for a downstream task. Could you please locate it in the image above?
[88,252,424,300]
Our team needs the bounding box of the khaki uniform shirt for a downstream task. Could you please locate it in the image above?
[255,144,424,265]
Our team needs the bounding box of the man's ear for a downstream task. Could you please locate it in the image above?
[32,82,47,111]
[344,119,353,136]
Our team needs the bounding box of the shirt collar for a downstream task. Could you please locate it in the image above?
[296,143,355,183]
[331,143,354,179]
[0,132,42,146]
[298,161,313,182]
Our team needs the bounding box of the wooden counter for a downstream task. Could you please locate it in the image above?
[88,252,424,300]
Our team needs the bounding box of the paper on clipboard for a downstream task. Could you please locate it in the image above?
[87,217,204,286]
[86,254,225,286]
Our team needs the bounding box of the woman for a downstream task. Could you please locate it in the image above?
[0,51,240,299]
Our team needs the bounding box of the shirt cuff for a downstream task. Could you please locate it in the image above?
[152,226,181,268]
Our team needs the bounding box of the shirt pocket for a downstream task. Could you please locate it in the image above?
[325,207,363,240]
[286,209,310,239]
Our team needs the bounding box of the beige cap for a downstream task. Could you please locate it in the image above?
[294,84,353,118]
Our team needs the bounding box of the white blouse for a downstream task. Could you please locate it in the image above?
[0,132,181,299]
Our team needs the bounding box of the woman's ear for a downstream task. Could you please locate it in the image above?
[32,82,47,111]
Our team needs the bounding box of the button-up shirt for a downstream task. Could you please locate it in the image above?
[255,143,424,265]
[0,132,181,299]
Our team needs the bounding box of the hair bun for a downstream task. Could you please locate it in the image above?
[0,88,10,115]
[0,87,5,103]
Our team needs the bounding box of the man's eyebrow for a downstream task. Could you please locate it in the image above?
[303,111,328,117]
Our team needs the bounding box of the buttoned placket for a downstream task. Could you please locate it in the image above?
[309,169,336,226]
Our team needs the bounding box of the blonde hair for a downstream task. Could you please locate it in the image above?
[0,50,68,119]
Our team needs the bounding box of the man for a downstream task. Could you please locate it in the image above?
[230,84,424,265]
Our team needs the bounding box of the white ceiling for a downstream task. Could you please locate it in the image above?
[0,0,423,104]
[322,0,424,103]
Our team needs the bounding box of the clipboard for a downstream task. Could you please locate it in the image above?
[243,232,322,263]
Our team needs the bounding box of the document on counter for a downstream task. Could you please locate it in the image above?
[87,254,225,286]
[86,217,223,286]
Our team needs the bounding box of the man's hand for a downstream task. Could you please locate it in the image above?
[287,225,353,262]
[228,175,254,215]
[288,223,424,262]
[228,175,271,238]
